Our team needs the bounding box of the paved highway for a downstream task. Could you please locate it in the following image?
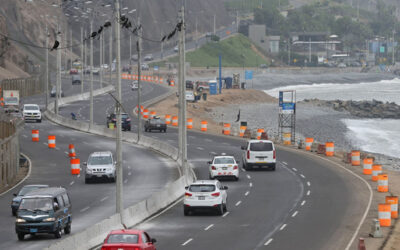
[60,80,370,249]
[0,77,179,250]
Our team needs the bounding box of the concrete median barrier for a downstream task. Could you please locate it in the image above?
[44,83,196,250]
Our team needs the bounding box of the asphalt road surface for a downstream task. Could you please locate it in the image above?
[60,80,370,250]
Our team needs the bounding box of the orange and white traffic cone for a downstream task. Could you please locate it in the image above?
[70,158,80,175]
[68,144,76,158]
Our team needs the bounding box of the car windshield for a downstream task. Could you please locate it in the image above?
[150,119,163,124]
[19,198,53,211]
[122,114,129,119]
[107,234,139,243]
[250,142,273,151]
[25,106,39,111]
[88,155,112,165]
[18,186,43,196]
[214,158,235,164]
[189,185,216,192]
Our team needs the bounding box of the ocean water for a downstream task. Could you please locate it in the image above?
[264,78,400,158]
[265,78,400,104]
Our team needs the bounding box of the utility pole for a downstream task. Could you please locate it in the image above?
[178,5,187,179]
[288,40,291,66]
[109,26,113,84]
[114,0,123,220]
[80,26,84,93]
[195,17,198,49]
[137,17,142,142]
[70,28,73,70]
[393,30,396,65]
[45,23,49,111]
[55,21,61,114]
[309,37,312,65]
[100,32,103,88]
[64,25,68,71]
[160,31,164,60]
[90,20,94,128]
[213,14,216,35]
[84,30,87,83]
[236,11,239,33]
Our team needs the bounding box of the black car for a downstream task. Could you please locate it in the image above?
[186,80,194,89]
[50,85,65,97]
[11,184,49,216]
[106,113,131,131]
[144,117,167,132]
[15,187,72,240]
[72,75,81,85]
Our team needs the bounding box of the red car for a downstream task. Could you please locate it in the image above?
[70,69,78,75]
[101,229,157,250]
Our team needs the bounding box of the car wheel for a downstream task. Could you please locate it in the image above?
[64,223,71,234]
[271,164,276,171]
[54,226,62,239]
[209,173,214,180]
[37,119,42,123]
[149,129,152,132]
[12,210,16,216]
[128,127,131,131]
[217,204,224,216]
[145,128,148,132]
[85,178,90,184]
[110,177,116,183]
[234,176,239,181]
[223,202,227,212]
[17,232,25,241]
[184,206,190,216]
[164,129,167,133]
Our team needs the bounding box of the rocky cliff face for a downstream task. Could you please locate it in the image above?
[303,99,400,119]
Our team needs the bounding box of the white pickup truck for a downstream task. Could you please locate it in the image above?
[22,104,42,123]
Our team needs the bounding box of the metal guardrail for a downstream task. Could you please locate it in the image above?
[0,112,23,189]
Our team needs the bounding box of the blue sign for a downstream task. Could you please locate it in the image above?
[279,91,283,107]
[154,66,159,71]
[245,70,253,80]
[281,103,295,114]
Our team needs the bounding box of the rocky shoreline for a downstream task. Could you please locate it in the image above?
[302,99,400,119]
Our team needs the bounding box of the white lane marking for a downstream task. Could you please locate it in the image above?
[235,201,242,206]
[245,191,250,196]
[22,135,28,138]
[128,172,132,176]
[167,139,174,143]
[307,190,311,196]
[292,167,297,172]
[222,142,229,145]
[210,151,217,155]
[64,151,69,155]
[205,138,213,142]
[69,181,74,186]
[279,224,287,231]
[100,196,109,202]
[80,206,90,212]
[246,174,251,179]
[301,200,306,206]
[222,212,230,217]
[282,161,288,165]
[249,182,253,187]
[292,211,298,217]
[196,147,204,151]
[189,136,195,139]
[77,174,80,178]
[300,174,305,178]
[242,168,246,172]
[307,181,311,186]
[204,224,214,231]
[182,238,193,246]
[264,238,273,246]
[124,179,128,184]
[55,147,60,150]
[83,141,90,145]
[43,142,48,146]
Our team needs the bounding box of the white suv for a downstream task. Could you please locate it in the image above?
[22,104,42,123]
[208,155,239,181]
[241,140,276,171]
[85,151,116,183]
[184,180,228,216]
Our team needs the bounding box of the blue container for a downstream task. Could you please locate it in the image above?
[209,82,217,95]
[225,77,232,89]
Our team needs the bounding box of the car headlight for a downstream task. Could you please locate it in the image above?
[43,217,55,222]
[86,168,92,174]
[16,218,26,223]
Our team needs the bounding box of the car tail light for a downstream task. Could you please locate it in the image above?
[211,166,216,170]
[126,118,131,121]
[211,192,220,197]
[112,118,116,121]
[247,150,250,159]
[273,150,276,159]
[233,165,238,170]
[185,192,192,197]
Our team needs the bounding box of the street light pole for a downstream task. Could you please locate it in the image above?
[100,32,103,88]
[55,20,61,114]
[109,25,113,84]
[137,17,142,142]
[114,0,123,221]
[90,20,94,128]
[178,5,187,179]
[80,26,84,94]
[45,23,49,111]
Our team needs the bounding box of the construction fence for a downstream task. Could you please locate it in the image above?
[0,113,23,189]
[0,74,45,98]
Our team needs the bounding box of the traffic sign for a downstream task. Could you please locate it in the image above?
[154,66,159,71]
[245,70,253,80]
[280,103,295,114]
